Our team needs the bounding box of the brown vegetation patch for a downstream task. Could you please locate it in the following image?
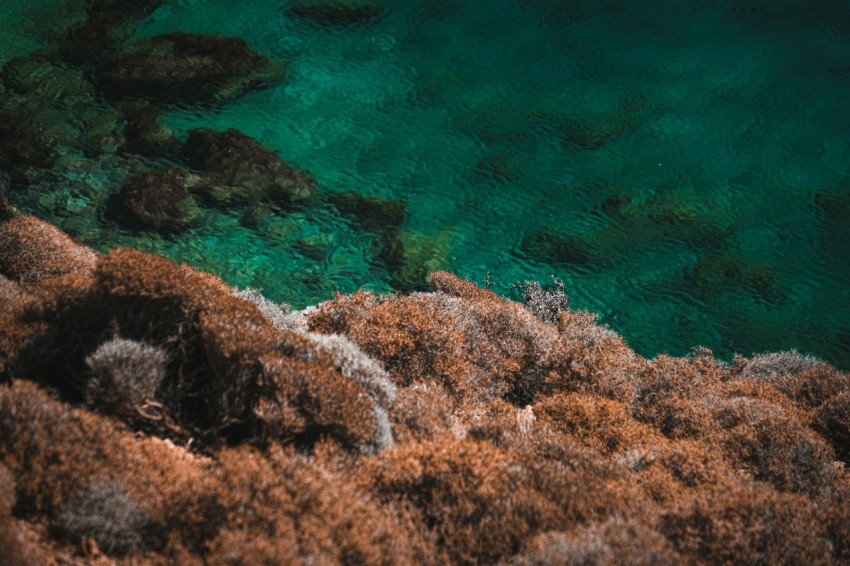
[2,216,849,563]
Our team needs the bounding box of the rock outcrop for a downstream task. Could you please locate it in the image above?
[95,32,287,105]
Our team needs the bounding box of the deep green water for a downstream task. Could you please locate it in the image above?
[2,0,849,368]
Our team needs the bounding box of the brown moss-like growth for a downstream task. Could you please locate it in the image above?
[3,244,381,452]
[661,483,834,564]
[0,464,35,565]
[0,215,97,283]
[2,215,849,564]
[309,272,569,405]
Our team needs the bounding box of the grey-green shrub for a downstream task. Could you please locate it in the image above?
[55,478,153,556]
[739,350,824,381]
[307,332,397,453]
[233,288,307,332]
[520,276,568,325]
[234,287,395,452]
[84,338,167,416]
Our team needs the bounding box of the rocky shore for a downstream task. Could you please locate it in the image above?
[1,208,849,564]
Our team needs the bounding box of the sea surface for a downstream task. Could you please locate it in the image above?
[1,0,849,368]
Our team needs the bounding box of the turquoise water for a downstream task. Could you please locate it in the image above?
[2,0,849,368]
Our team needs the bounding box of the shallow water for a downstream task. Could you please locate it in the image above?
[2,0,849,368]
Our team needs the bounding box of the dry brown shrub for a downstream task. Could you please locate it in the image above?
[512,431,653,530]
[209,445,438,565]
[98,249,382,450]
[660,482,834,564]
[0,273,29,310]
[310,272,567,406]
[428,270,499,302]
[0,380,115,515]
[0,464,35,566]
[4,247,384,452]
[365,438,523,564]
[547,310,644,402]
[0,215,97,284]
[462,398,536,449]
[654,439,731,489]
[309,289,469,390]
[631,354,725,439]
[713,395,836,494]
[532,392,661,453]
[367,436,649,564]
[207,527,301,565]
[626,437,741,508]
[774,366,850,410]
[115,436,222,556]
[256,352,377,450]
[54,477,153,556]
[0,275,41,378]
[814,391,850,464]
[510,517,681,566]
[720,378,808,422]
[822,485,850,562]
[0,380,228,559]
[390,381,461,444]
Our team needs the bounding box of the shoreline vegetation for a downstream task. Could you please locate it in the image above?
[1,209,849,564]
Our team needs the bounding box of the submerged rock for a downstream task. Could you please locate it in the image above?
[119,167,201,232]
[80,106,125,157]
[1,54,97,109]
[519,226,596,267]
[379,226,456,291]
[119,101,181,158]
[685,253,779,302]
[284,0,387,27]
[57,0,166,65]
[0,105,56,171]
[181,128,316,208]
[95,32,286,105]
[328,190,406,233]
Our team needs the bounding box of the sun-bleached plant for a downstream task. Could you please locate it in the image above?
[233,288,308,332]
[233,287,396,452]
[519,276,568,325]
[56,478,153,556]
[84,338,168,417]
[306,332,397,453]
[738,350,825,381]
